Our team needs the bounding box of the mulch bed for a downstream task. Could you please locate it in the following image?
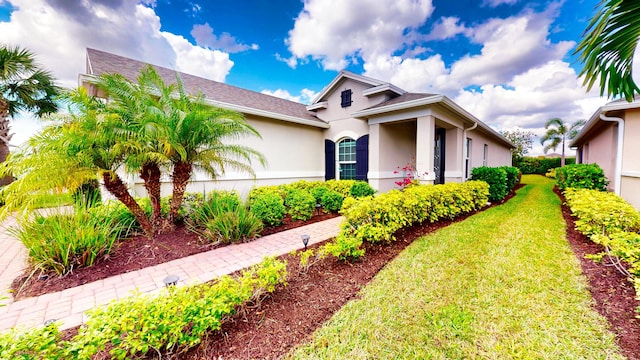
[555,186,640,359]
[14,184,640,359]
[10,213,338,300]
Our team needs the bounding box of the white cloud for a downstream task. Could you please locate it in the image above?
[191,23,259,53]
[286,0,434,70]
[425,16,467,41]
[482,0,519,7]
[0,0,235,145]
[261,88,318,105]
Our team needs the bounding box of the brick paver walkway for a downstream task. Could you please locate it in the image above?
[0,216,342,331]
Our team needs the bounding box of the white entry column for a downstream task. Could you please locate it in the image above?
[416,115,436,184]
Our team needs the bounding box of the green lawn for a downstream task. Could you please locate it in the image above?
[289,175,623,359]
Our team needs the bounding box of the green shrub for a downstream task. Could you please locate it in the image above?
[248,185,285,204]
[326,180,489,260]
[499,166,520,192]
[0,323,63,359]
[285,189,316,221]
[198,207,263,244]
[514,156,575,174]
[350,181,375,198]
[470,166,508,202]
[12,206,131,275]
[281,180,324,194]
[324,179,356,198]
[311,186,330,203]
[250,192,285,226]
[65,256,287,359]
[556,163,609,191]
[321,190,344,213]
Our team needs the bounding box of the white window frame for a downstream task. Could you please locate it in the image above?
[483,144,488,166]
[337,137,357,180]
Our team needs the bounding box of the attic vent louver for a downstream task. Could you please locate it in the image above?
[341,89,353,108]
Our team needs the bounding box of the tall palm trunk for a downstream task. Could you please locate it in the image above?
[167,160,192,225]
[140,162,162,228]
[102,172,154,238]
[0,102,14,186]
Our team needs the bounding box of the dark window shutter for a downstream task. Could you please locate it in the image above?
[325,139,335,180]
[341,89,352,108]
[355,135,369,181]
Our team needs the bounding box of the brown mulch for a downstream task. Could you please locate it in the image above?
[15,183,640,359]
[10,213,338,300]
[554,186,640,360]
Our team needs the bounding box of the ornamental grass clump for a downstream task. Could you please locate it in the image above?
[13,206,132,275]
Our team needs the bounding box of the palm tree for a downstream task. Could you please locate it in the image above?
[575,0,640,101]
[137,67,266,226]
[0,45,59,185]
[540,118,585,167]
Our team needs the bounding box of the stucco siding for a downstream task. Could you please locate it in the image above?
[314,78,391,122]
[621,176,640,210]
[583,123,617,190]
[466,130,512,172]
[622,109,640,174]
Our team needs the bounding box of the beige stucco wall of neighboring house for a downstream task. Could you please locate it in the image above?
[132,115,325,200]
[620,109,640,209]
[581,123,617,191]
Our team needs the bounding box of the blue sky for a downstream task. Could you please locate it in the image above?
[0,0,609,154]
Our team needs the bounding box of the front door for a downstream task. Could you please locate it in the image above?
[434,128,446,184]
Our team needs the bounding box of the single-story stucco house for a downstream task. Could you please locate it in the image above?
[80,48,514,197]
[571,98,640,209]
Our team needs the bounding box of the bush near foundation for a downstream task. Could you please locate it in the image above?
[323,181,489,260]
[564,188,640,311]
[470,166,508,202]
[555,163,608,191]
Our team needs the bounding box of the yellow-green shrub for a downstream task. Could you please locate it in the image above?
[0,257,287,359]
[564,188,640,311]
[323,181,489,260]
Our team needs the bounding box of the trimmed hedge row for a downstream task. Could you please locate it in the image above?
[469,166,520,202]
[323,181,490,260]
[248,179,375,224]
[0,257,287,359]
[564,188,640,307]
[515,156,575,174]
[555,163,609,191]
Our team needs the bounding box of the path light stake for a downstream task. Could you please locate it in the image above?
[301,234,310,250]
[163,275,180,288]
[315,202,322,215]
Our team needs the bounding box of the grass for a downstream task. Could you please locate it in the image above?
[289,175,623,359]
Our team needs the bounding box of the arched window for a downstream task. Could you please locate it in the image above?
[338,138,356,180]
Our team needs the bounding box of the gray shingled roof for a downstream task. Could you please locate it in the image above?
[85,48,326,126]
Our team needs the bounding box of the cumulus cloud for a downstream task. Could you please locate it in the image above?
[0,0,234,145]
[191,23,259,53]
[482,0,519,7]
[424,16,467,41]
[286,0,434,70]
[261,88,318,105]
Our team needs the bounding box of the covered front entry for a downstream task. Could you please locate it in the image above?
[367,114,466,192]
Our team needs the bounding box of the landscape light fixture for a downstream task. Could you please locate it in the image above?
[163,275,180,287]
[301,234,310,250]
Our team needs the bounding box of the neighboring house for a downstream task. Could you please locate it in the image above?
[571,98,640,209]
[81,48,514,196]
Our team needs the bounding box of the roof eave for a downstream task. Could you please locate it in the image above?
[571,100,640,147]
[79,74,329,129]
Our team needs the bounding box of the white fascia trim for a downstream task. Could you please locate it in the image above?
[306,101,328,111]
[310,70,386,104]
[572,100,640,146]
[79,74,329,129]
[352,95,444,117]
[621,171,640,178]
[362,83,406,97]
